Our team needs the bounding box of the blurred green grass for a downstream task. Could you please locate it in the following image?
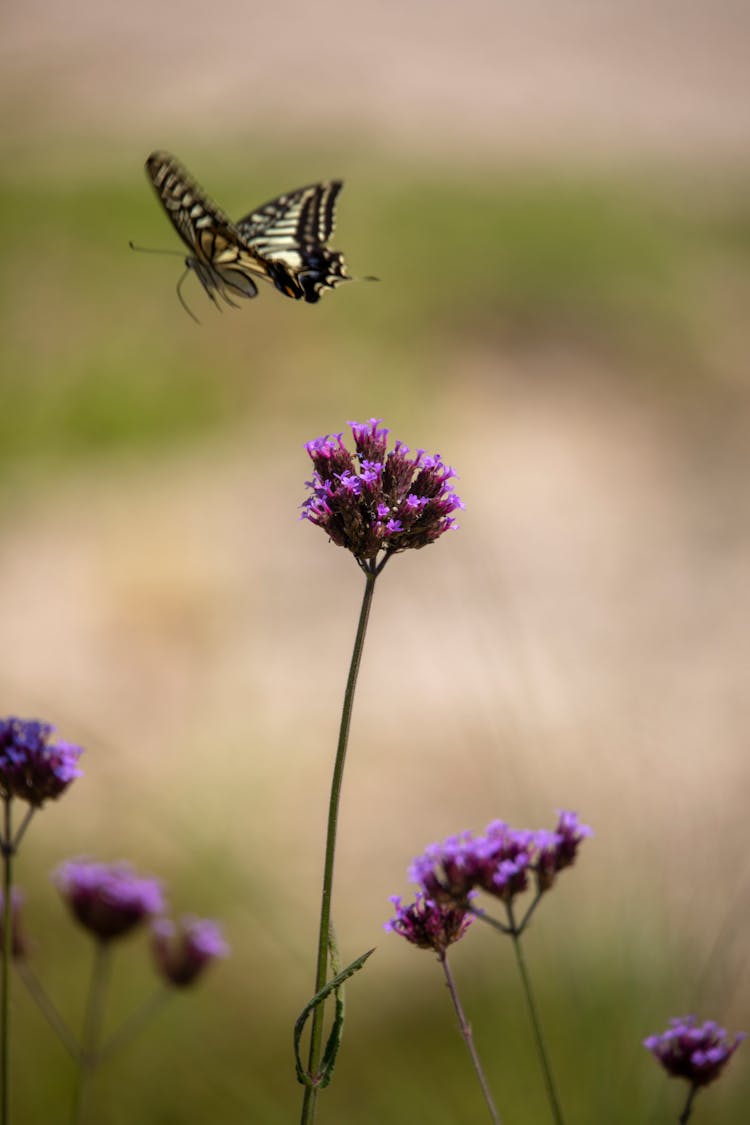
[1,162,749,471]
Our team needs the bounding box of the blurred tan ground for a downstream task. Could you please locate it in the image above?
[0,0,749,1084]
[2,0,750,164]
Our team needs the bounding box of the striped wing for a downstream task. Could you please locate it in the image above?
[236,182,351,304]
[146,151,274,305]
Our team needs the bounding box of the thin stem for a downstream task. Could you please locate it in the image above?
[440,952,502,1125]
[96,987,170,1063]
[1,796,12,1125]
[11,809,36,854]
[466,903,511,936]
[517,888,545,933]
[16,963,79,1060]
[299,567,378,1125]
[506,902,565,1125]
[69,941,111,1125]
[678,1083,699,1125]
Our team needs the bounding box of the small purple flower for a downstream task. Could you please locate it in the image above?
[301,419,464,570]
[535,811,593,892]
[385,892,473,955]
[151,915,229,987]
[0,887,28,959]
[0,717,83,807]
[54,859,164,942]
[408,832,478,905]
[410,812,592,911]
[644,1016,746,1087]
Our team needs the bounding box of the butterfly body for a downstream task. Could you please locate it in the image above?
[145,152,351,312]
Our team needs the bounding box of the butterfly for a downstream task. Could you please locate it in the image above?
[143,151,352,317]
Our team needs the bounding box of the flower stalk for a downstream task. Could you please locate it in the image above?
[440,951,502,1125]
[300,567,378,1125]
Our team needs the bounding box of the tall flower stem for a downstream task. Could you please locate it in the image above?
[1,796,13,1125]
[678,1084,699,1125]
[506,903,565,1125]
[69,941,111,1125]
[439,951,502,1125]
[300,566,378,1125]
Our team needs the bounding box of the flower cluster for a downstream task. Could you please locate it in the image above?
[644,1016,746,1087]
[55,859,164,942]
[0,717,83,807]
[409,812,592,907]
[301,419,464,567]
[385,892,473,955]
[151,915,229,987]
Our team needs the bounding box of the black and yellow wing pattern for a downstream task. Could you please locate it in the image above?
[236,181,351,304]
[144,152,352,313]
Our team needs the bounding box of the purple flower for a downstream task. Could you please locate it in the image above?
[54,859,164,942]
[0,887,28,959]
[151,915,229,987]
[0,717,83,807]
[385,892,473,955]
[644,1016,746,1087]
[534,811,593,892]
[410,812,592,910]
[301,419,464,570]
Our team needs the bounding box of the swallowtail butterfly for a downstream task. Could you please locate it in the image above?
[144,151,352,316]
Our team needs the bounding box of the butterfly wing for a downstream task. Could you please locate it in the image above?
[146,152,275,303]
[236,182,351,304]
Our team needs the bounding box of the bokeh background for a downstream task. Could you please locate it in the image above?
[1,1,749,1121]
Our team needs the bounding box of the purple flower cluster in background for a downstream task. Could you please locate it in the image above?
[644,1016,746,1088]
[151,915,229,987]
[409,811,592,906]
[0,717,83,807]
[301,419,464,566]
[54,859,164,942]
[385,892,474,955]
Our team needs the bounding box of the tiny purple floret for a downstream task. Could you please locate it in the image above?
[54,859,164,942]
[0,716,83,807]
[301,419,464,568]
[151,915,229,987]
[644,1016,746,1087]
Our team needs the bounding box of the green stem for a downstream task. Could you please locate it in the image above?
[678,1083,699,1125]
[16,963,79,1060]
[96,987,169,1063]
[299,566,378,1125]
[69,941,111,1125]
[506,902,565,1125]
[1,796,13,1125]
[439,952,502,1125]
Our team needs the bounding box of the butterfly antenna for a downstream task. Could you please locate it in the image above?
[176,268,201,324]
[128,240,186,258]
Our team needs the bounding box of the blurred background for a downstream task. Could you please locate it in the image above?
[1,1,749,1121]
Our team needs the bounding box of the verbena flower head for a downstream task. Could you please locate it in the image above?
[0,717,83,806]
[644,1016,746,1087]
[0,887,28,959]
[385,892,473,955]
[410,812,592,907]
[151,915,229,987]
[301,419,464,571]
[54,859,164,942]
[534,810,594,892]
